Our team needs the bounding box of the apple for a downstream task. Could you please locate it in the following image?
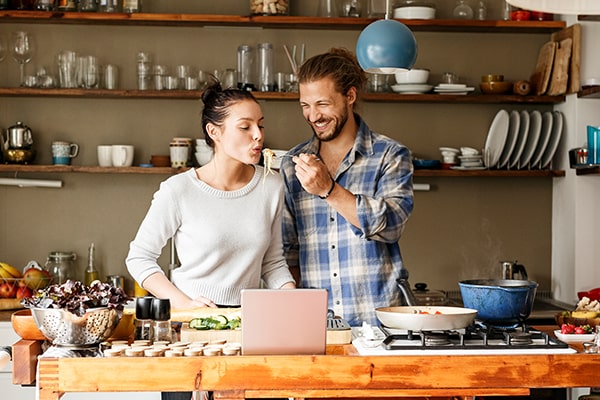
[15,286,33,300]
[22,267,52,290]
[0,282,18,298]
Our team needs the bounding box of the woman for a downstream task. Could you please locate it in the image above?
[126,83,295,310]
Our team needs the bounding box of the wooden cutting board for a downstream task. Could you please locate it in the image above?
[551,23,581,94]
[0,298,24,310]
[530,41,556,96]
[547,38,573,96]
[180,324,242,343]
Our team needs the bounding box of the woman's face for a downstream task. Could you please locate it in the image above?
[212,99,265,165]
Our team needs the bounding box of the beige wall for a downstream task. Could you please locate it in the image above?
[0,1,557,295]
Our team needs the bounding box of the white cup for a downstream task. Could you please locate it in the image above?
[97,145,113,167]
[112,145,135,167]
[170,145,189,168]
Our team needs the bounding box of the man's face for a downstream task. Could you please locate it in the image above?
[298,77,352,142]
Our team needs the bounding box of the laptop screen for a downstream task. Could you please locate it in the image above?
[241,288,328,355]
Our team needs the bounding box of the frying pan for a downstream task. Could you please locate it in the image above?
[375,306,478,331]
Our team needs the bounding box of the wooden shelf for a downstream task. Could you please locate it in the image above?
[575,166,600,175]
[577,85,600,99]
[0,164,178,174]
[0,164,565,177]
[0,11,566,33]
[0,87,565,104]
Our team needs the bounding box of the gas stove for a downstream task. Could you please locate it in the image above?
[352,323,577,355]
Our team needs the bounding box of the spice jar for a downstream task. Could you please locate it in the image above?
[250,0,290,15]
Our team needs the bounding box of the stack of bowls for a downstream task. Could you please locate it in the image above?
[480,74,512,95]
[195,140,214,166]
[457,147,484,168]
[393,1,436,19]
[439,147,459,169]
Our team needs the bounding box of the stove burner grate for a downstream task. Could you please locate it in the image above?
[381,325,569,351]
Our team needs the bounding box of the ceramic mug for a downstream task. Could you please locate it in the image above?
[97,145,113,167]
[111,145,135,167]
[52,141,79,165]
[170,144,189,168]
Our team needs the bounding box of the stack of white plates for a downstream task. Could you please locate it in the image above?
[482,109,563,170]
[433,83,475,95]
[451,147,485,170]
[391,83,433,94]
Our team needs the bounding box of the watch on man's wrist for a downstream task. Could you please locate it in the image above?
[319,178,336,199]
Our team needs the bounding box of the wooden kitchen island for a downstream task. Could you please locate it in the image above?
[30,341,600,400]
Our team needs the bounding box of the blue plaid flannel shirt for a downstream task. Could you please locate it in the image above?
[280,114,414,326]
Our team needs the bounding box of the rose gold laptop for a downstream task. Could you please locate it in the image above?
[241,288,328,355]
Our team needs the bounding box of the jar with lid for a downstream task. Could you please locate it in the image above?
[257,43,274,92]
[237,45,255,91]
[250,0,290,15]
[122,0,142,13]
[45,251,77,284]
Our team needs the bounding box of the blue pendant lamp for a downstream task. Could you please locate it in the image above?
[356,0,418,74]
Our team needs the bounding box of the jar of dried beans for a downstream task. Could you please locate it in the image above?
[250,0,290,15]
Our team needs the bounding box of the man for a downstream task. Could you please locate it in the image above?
[280,48,414,326]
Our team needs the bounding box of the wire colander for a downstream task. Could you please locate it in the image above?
[30,307,121,346]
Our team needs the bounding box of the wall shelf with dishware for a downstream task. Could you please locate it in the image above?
[574,166,600,176]
[0,164,565,177]
[0,11,566,33]
[0,87,565,104]
[577,85,600,99]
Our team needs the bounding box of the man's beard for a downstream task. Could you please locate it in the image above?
[312,108,349,142]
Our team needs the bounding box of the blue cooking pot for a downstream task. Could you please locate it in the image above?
[458,279,538,327]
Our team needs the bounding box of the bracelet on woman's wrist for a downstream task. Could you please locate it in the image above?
[319,178,336,199]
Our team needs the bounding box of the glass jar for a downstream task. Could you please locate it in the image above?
[250,0,290,15]
[453,0,473,19]
[45,251,77,284]
[257,43,274,92]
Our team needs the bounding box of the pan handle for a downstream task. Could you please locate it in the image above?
[396,270,417,307]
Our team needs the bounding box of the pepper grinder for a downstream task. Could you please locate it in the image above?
[134,296,154,341]
[151,298,172,343]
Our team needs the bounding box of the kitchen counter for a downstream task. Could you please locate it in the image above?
[13,331,597,400]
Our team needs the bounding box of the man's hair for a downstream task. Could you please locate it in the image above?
[297,47,367,97]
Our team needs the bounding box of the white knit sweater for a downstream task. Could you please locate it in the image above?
[126,166,294,306]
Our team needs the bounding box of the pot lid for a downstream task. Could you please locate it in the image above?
[413,282,447,305]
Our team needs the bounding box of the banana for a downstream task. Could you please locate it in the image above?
[0,266,13,280]
[571,310,599,319]
[0,262,22,278]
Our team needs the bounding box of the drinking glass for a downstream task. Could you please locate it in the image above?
[0,34,7,63]
[10,31,35,87]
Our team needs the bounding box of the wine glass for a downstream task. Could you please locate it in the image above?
[0,34,7,63]
[10,31,35,87]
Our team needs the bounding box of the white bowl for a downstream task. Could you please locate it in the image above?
[195,150,213,166]
[393,6,436,19]
[395,69,430,85]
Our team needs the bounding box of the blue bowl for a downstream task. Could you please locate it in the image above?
[413,159,441,169]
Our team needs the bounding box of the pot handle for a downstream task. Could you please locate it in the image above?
[514,264,528,280]
[396,270,417,306]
